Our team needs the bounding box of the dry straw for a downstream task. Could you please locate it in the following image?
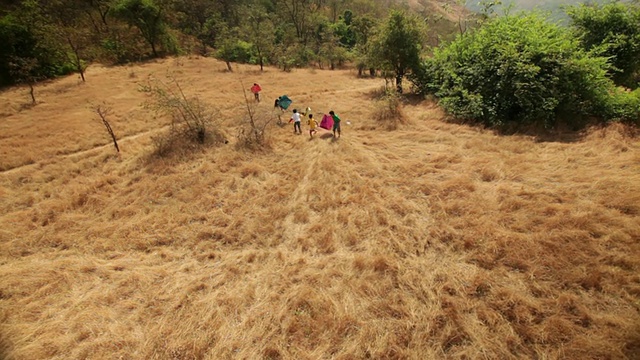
[0,57,639,359]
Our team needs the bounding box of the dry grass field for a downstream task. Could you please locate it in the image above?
[1,57,639,359]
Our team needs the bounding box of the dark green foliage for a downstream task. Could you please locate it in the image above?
[112,0,170,57]
[100,31,147,63]
[412,13,617,127]
[0,13,68,86]
[600,88,640,124]
[0,16,33,85]
[174,0,223,55]
[215,35,257,71]
[332,11,356,48]
[567,2,640,88]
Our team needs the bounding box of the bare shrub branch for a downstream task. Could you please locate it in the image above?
[236,79,274,150]
[94,104,120,152]
[144,76,227,157]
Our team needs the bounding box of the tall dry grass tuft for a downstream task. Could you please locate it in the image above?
[234,80,276,151]
[373,88,406,130]
[0,57,639,359]
[235,107,275,151]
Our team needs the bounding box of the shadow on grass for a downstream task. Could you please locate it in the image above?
[319,132,334,140]
[624,324,640,360]
[0,332,11,360]
[443,114,600,144]
[402,93,428,106]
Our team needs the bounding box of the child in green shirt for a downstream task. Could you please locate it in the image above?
[329,110,341,138]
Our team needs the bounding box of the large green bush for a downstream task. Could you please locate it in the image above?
[215,39,257,66]
[412,13,617,127]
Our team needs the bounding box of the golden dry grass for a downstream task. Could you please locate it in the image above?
[1,57,639,360]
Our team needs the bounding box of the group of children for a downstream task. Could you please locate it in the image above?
[252,83,342,139]
[289,108,341,139]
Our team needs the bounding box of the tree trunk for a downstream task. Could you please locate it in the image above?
[369,68,375,77]
[257,47,264,71]
[86,11,101,33]
[226,61,233,72]
[98,106,119,152]
[105,122,119,152]
[68,38,85,82]
[396,73,403,94]
[200,41,207,56]
[99,8,109,28]
[29,83,36,104]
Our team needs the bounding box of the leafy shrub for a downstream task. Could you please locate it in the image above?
[567,2,640,89]
[601,88,640,124]
[215,40,257,66]
[412,13,616,128]
[0,14,69,86]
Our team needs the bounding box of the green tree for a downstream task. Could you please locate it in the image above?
[174,0,223,55]
[215,27,256,71]
[83,0,112,33]
[242,5,276,71]
[318,31,349,69]
[369,10,425,93]
[331,13,355,48]
[112,0,168,57]
[278,0,313,42]
[8,56,41,104]
[47,0,95,81]
[350,14,376,75]
[567,2,640,88]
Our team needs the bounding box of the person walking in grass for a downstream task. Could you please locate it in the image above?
[308,113,318,138]
[329,110,341,138]
[251,83,261,102]
[289,108,302,134]
[274,97,284,111]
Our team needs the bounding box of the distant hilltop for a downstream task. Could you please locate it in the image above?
[465,0,631,15]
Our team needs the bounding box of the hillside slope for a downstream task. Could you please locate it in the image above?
[1,57,639,359]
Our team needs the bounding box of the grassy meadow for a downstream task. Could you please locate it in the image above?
[0,57,639,359]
